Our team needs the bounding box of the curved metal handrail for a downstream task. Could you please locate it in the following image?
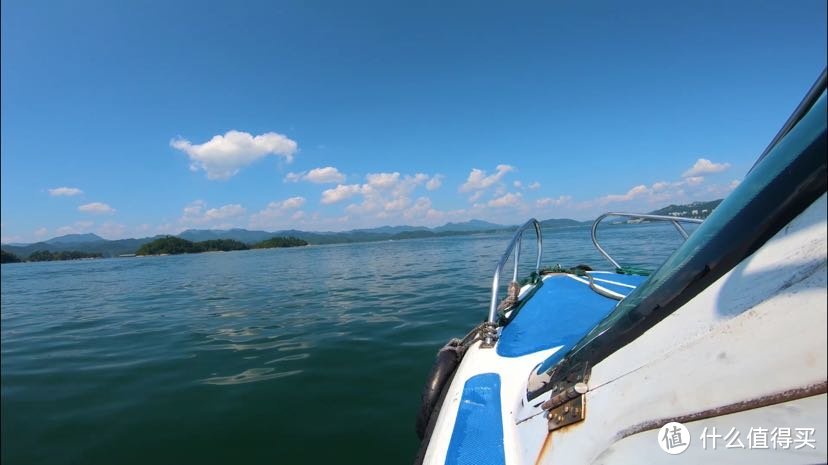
[591,212,703,269]
[487,218,543,327]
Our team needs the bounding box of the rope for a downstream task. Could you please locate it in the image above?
[615,266,651,276]
[538,264,593,277]
[441,321,500,356]
[587,274,625,301]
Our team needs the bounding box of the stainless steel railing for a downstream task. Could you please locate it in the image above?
[487,218,543,326]
[591,213,703,270]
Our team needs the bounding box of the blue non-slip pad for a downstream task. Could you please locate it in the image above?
[445,373,505,465]
[497,274,645,358]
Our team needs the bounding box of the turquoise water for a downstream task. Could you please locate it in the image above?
[1,224,687,465]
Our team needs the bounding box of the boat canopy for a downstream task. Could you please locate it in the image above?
[530,70,828,399]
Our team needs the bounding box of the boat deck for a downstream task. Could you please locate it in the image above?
[437,271,647,465]
[497,272,646,358]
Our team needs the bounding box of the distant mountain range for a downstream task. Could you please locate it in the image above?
[1,219,531,258]
[1,201,722,260]
[43,233,105,245]
[2,236,166,259]
[432,219,505,232]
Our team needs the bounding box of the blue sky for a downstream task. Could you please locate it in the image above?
[1,0,826,242]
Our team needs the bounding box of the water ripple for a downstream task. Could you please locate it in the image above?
[1,225,683,464]
[201,368,302,385]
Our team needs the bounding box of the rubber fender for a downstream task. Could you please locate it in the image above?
[415,342,461,439]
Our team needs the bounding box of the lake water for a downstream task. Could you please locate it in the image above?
[1,223,690,465]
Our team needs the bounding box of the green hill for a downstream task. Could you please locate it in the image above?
[136,237,248,255]
[136,236,308,256]
[649,199,723,218]
[251,237,308,249]
[1,250,22,263]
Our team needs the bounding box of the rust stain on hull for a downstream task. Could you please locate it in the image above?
[615,381,828,441]
[533,413,586,465]
[533,433,553,465]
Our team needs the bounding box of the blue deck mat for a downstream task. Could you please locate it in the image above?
[496,273,646,358]
[445,373,504,465]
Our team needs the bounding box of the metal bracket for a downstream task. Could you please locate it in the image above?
[546,393,585,431]
[540,363,591,432]
[479,322,498,349]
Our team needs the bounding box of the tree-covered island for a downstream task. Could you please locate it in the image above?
[135,236,308,256]
[0,249,102,263]
[1,250,22,263]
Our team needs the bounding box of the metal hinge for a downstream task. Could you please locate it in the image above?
[543,382,587,431]
[541,362,590,432]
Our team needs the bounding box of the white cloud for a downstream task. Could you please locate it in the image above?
[171,130,298,180]
[459,164,515,192]
[181,201,207,222]
[180,201,246,226]
[321,172,433,211]
[402,197,433,220]
[488,192,523,208]
[48,187,83,197]
[78,202,116,214]
[34,227,49,238]
[205,204,246,221]
[682,158,731,178]
[365,172,401,189]
[513,180,523,189]
[284,172,304,182]
[321,184,363,204]
[528,182,541,190]
[729,179,742,189]
[305,167,345,183]
[249,197,307,228]
[536,195,572,208]
[285,166,345,184]
[426,175,444,191]
[599,185,650,204]
[318,171,444,227]
[54,221,95,236]
[348,172,432,215]
[280,196,306,209]
[468,191,484,203]
[651,181,670,192]
[96,222,127,239]
[382,196,409,212]
[684,176,705,186]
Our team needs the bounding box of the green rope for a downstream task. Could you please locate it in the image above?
[614,266,652,276]
[518,271,541,286]
[537,264,590,277]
